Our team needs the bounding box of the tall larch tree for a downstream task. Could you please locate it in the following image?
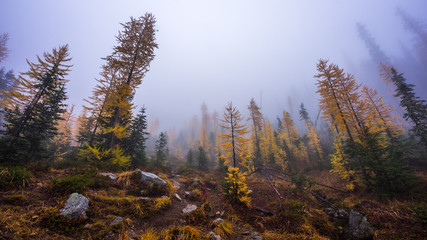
[361,86,403,140]
[397,7,427,68]
[218,102,251,205]
[199,103,210,162]
[315,59,364,188]
[315,59,411,191]
[47,105,75,162]
[248,98,264,167]
[259,119,287,169]
[155,132,167,166]
[0,33,8,63]
[279,111,308,173]
[0,33,14,124]
[0,45,71,162]
[299,103,323,163]
[80,14,157,167]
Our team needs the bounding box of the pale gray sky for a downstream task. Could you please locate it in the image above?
[1,0,426,131]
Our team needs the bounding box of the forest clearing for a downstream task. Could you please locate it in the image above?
[1,2,427,240]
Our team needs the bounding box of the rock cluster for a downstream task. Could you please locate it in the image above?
[60,193,89,219]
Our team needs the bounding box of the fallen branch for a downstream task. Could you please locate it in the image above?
[249,167,348,194]
[245,167,347,214]
[260,169,283,211]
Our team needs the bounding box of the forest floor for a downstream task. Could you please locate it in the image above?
[0,163,426,239]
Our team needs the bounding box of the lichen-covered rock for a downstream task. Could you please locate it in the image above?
[208,231,222,240]
[192,178,201,186]
[247,232,264,240]
[212,218,224,226]
[100,173,117,180]
[182,204,198,213]
[136,169,167,186]
[60,193,89,219]
[109,216,123,227]
[348,210,374,239]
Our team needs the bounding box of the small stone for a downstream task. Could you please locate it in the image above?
[247,232,264,240]
[212,218,224,226]
[100,173,118,180]
[127,229,137,239]
[140,190,145,195]
[241,231,250,235]
[208,231,222,240]
[220,210,225,217]
[208,212,216,218]
[110,216,124,227]
[215,211,221,216]
[174,193,182,201]
[324,207,335,216]
[172,179,181,188]
[335,209,349,219]
[84,223,93,229]
[184,191,191,197]
[192,178,201,186]
[182,204,198,214]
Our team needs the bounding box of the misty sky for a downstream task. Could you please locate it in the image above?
[1,0,426,132]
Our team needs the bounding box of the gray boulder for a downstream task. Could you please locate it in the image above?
[349,210,374,239]
[208,231,222,240]
[100,173,117,180]
[247,232,264,240]
[182,204,198,214]
[60,193,89,219]
[136,169,167,186]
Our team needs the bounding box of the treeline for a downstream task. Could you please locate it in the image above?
[0,14,158,170]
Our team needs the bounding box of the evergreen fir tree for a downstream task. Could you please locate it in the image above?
[0,45,71,162]
[186,149,194,167]
[197,145,208,171]
[155,132,167,165]
[123,107,148,166]
[390,67,427,146]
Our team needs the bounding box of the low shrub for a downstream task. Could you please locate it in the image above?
[49,172,108,194]
[0,166,32,189]
[182,202,211,225]
[160,225,200,240]
[413,205,427,227]
[39,207,87,235]
[5,194,28,206]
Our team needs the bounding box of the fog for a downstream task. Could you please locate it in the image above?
[1,0,427,133]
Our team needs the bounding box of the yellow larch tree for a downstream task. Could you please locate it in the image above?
[279,111,308,173]
[315,59,404,190]
[218,102,252,205]
[48,105,75,161]
[248,98,264,167]
[315,60,364,188]
[78,14,157,169]
[199,103,210,153]
[299,103,323,163]
[259,120,287,169]
[361,86,403,140]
